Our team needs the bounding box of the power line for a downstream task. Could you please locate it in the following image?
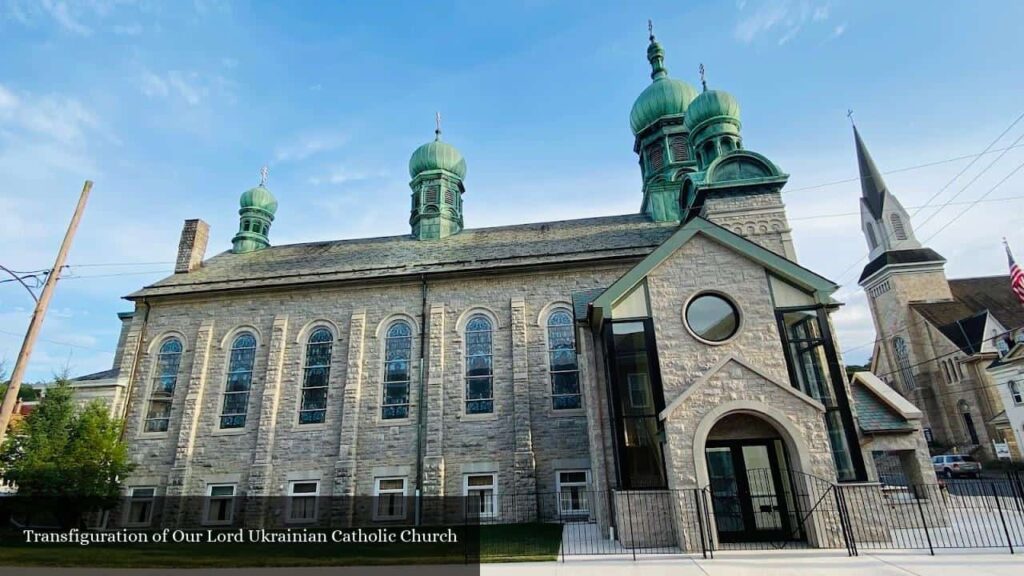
[783,142,1024,195]
[920,157,1024,244]
[0,328,115,355]
[788,195,1024,221]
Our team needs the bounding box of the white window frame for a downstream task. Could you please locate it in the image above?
[123,486,156,527]
[463,473,497,520]
[555,470,591,517]
[373,477,408,521]
[1010,380,1023,405]
[202,484,236,526]
[286,480,320,524]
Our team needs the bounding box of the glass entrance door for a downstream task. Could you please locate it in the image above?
[705,440,796,543]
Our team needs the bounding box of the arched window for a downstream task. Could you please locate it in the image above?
[547,310,580,410]
[382,321,413,420]
[892,336,915,394]
[219,332,256,429]
[465,314,494,415]
[889,213,907,240]
[299,328,333,425]
[145,337,183,433]
[1010,380,1023,405]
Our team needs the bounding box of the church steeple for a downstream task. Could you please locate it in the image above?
[408,114,467,240]
[854,124,921,260]
[629,22,699,222]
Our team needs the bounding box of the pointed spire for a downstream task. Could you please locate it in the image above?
[853,123,888,220]
[646,19,667,80]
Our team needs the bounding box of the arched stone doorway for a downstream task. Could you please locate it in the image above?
[693,405,815,545]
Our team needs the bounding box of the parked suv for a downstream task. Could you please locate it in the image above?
[932,454,982,479]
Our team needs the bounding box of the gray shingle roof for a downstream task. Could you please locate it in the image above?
[852,381,915,433]
[129,214,678,299]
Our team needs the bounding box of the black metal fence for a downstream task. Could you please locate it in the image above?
[478,470,1024,559]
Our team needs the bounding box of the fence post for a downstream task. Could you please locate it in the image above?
[701,488,714,559]
[912,485,934,556]
[834,484,857,557]
[1010,470,1024,515]
[694,489,707,559]
[990,482,1014,555]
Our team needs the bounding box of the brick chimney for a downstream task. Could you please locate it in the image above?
[175,219,210,274]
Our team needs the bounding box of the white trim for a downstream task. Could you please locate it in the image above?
[122,486,156,528]
[660,355,825,421]
[202,483,236,526]
[555,469,591,517]
[286,479,320,524]
[463,473,498,520]
[372,477,408,521]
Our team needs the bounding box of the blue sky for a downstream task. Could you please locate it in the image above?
[2,0,1024,380]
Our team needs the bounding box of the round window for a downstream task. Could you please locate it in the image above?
[685,293,740,343]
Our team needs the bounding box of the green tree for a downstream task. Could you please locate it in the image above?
[0,380,133,528]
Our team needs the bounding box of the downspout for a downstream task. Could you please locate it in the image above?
[118,298,150,439]
[414,274,428,525]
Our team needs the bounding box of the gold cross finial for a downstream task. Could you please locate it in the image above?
[435,111,442,141]
[259,165,269,187]
[699,63,707,91]
[648,19,654,41]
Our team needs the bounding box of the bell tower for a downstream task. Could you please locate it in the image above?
[408,114,467,240]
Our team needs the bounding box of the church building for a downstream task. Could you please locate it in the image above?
[854,126,1024,462]
[92,30,931,548]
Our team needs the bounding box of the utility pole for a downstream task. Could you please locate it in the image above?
[0,180,92,447]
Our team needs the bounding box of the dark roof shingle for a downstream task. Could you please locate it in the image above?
[129,214,678,299]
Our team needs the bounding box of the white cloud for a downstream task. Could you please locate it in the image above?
[40,0,93,36]
[138,70,233,107]
[274,132,349,163]
[734,0,836,45]
[830,23,847,39]
[112,22,142,36]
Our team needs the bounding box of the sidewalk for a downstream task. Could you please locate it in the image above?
[483,550,1023,575]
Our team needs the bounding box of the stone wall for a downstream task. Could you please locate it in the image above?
[116,261,631,525]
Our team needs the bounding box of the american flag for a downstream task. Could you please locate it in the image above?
[1007,239,1024,305]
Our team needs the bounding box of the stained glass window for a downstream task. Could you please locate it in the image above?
[144,337,183,433]
[382,321,412,419]
[547,310,580,410]
[299,328,333,425]
[465,315,493,414]
[219,332,256,429]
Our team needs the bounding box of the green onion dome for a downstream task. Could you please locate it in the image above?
[630,77,699,136]
[684,89,741,133]
[239,184,278,215]
[629,32,698,136]
[409,138,467,180]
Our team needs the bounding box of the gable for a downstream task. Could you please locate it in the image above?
[589,217,838,326]
[660,355,824,421]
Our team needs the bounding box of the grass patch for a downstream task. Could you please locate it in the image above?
[0,523,563,567]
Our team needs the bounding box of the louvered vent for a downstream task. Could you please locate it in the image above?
[669,136,689,161]
[890,213,907,240]
[647,142,665,173]
[425,186,440,205]
[445,188,455,205]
